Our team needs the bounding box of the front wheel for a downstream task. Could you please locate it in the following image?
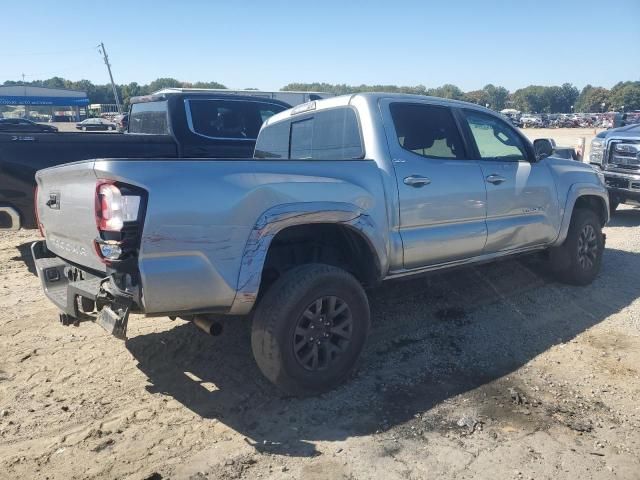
[251,264,370,396]
[549,209,604,285]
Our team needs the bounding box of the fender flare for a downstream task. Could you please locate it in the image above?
[553,183,609,246]
[229,201,388,315]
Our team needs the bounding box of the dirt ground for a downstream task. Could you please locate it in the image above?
[1,140,639,480]
[522,127,603,160]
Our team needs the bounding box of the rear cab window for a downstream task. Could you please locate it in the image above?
[186,99,286,141]
[128,101,169,135]
[255,107,364,160]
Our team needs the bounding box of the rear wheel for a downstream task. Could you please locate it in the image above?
[550,209,604,285]
[251,264,370,396]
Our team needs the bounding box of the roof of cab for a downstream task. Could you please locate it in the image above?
[129,90,291,108]
[262,92,495,127]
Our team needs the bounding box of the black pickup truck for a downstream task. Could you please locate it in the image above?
[0,91,289,229]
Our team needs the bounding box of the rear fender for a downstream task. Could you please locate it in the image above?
[229,201,387,315]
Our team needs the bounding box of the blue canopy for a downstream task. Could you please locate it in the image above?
[0,95,89,106]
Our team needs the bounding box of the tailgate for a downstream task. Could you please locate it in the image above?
[36,160,106,272]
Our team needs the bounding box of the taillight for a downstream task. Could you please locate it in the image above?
[95,182,141,232]
[95,181,143,262]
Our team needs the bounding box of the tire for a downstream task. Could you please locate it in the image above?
[549,209,604,286]
[82,126,87,131]
[609,200,619,216]
[251,263,370,396]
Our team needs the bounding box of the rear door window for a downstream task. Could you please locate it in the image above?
[390,103,466,159]
[186,99,286,140]
[129,101,169,134]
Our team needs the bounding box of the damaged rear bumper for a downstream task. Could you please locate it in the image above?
[31,240,135,339]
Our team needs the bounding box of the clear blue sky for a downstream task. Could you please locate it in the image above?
[1,0,638,91]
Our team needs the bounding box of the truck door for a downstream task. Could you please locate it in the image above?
[382,100,488,269]
[459,109,560,253]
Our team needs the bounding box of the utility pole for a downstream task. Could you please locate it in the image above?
[98,42,123,114]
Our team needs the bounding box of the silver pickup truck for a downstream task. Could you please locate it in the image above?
[32,93,609,395]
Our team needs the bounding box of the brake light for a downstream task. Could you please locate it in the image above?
[94,181,143,263]
[95,182,141,232]
[96,183,123,231]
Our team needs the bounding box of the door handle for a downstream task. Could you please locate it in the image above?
[403,175,431,187]
[486,174,506,185]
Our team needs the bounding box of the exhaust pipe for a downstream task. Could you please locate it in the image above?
[193,315,223,336]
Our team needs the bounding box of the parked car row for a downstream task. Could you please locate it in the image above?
[75,118,117,131]
[504,111,640,129]
[0,117,58,132]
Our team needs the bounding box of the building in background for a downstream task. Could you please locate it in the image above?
[0,85,89,121]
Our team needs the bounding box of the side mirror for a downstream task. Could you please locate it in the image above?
[533,138,555,161]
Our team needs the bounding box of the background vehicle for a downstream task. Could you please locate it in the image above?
[114,113,128,132]
[76,118,117,131]
[0,92,289,229]
[520,115,543,128]
[32,93,609,395]
[50,115,73,122]
[589,123,640,213]
[0,118,58,132]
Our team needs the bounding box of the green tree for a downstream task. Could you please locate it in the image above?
[147,77,182,92]
[511,85,547,113]
[482,84,509,110]
[190,81,227,89]
[575,85,611,112]
[464,89,490,106]
[560,83,579,111]
[609,81,640,111]
[427,84,465,100]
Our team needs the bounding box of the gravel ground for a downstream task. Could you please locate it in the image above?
[1,163,639,479]
[521,127,604,161]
